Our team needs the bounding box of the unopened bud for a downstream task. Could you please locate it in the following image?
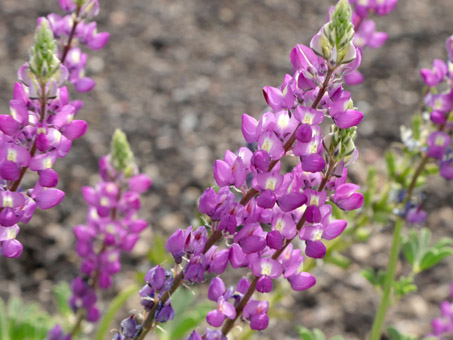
[111,129,134,175]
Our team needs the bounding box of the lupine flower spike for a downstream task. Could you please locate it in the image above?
[113,1,365,339]
[46,129,151,338]
[0,0,109,258]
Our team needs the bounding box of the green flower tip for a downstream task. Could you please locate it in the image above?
[111,129,134,174]
[29,18,60,81]
[311,0,356,66]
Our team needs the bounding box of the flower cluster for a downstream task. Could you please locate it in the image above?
[421,35,453,180]
[0,0,108,259]
[47,0,109,92]
[345,0,398,85]
[117,1,366,339]
[426,284,453,339]
[46,130,150,339]
[71,129,150,322]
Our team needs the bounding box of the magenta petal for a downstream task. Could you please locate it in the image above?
[295,124,312,143]
[250,313,269,331]
[440,161,453,180]
[229,243,248,268]
[305,240,326,259]
[290,44,318,70]
[267,230,283,250]
[0,161,20,181]
[74,78,96,92]
[257,276,273,293]
[62,120,88,140]
[256,190,276,209]
[0,115,21,136]
[323,220,347,240]
[88,32,110,50]
[302,153,325,173]
[263,86,283,111]
[129,219,148,233]
[344,70,364,85]
[219,298,236,319]
[208,277,226,301]
[206,309,225,327]
[213,160,233,187]
[242,114,258,143]
[34,188,65,210]
[333,109,363,129]
[128,174,152,193]
[2,239,23,258]
[82,186,98,205]
[420,69,438,87]
[239,235,266,254]
[211,249,229,274]
[288,272,316,291]
[38,169,59,187]
[252,258,283,278]
[368,32,388,48]
[277,193,307,212]
[199,187,217,216]
[336,192,364,210]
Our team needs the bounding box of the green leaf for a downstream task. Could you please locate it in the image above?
[297,326,315,340]
[312,329,326,340]
[402,228,453,273]
[420,248,453,271]
[393,276,417,298]
[95,285,140,340]
[53,281,72,317]
[385,151,397,178]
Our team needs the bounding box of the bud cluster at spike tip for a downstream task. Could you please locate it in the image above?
[0,2,108,259]
[117,1,366,338]
[47,0,109,92]
[342,0,398,85]
[46,130,151,339]
[420,34,453,181]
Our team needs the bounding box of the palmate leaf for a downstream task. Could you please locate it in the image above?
[402,228,453,274]
[2,295,54,340]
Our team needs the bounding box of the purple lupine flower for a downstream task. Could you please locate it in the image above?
[2,1,109,259]
[129,2,368,337]
[426,283,453,338]
[68,130,150,329]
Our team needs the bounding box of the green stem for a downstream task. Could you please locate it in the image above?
[369,112,450,338]
[369,218,403,340]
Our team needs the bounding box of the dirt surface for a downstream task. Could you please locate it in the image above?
[0,0,452,339]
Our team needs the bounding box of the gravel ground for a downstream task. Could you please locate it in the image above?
[0,0,452,339]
